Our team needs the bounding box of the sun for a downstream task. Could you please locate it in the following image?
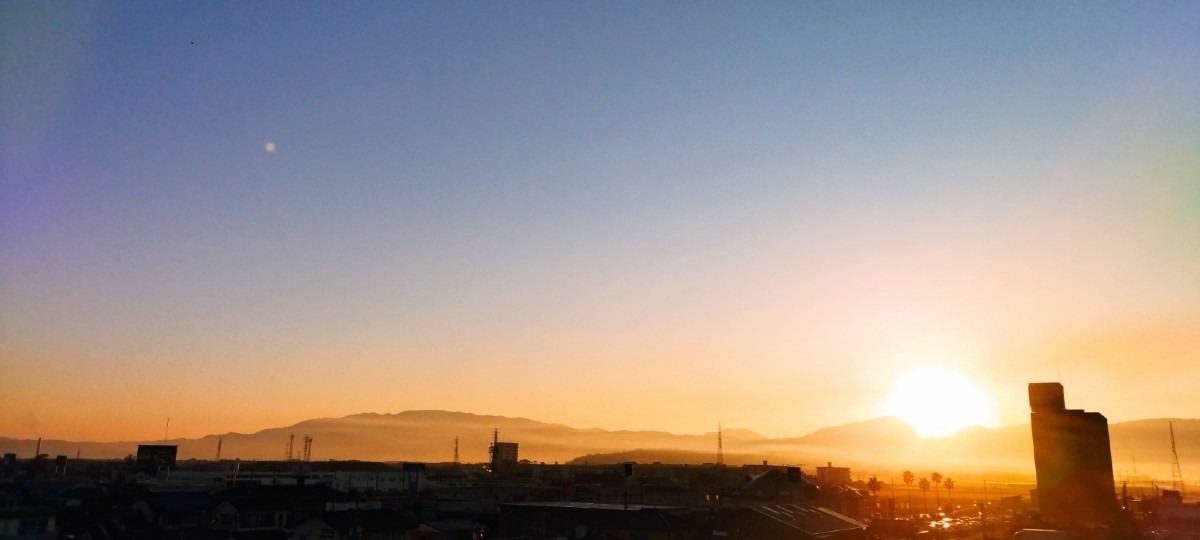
[874,365,999,437]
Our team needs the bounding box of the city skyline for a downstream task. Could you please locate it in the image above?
[2,3,1199,443]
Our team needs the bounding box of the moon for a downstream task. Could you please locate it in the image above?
[264,141,276,153]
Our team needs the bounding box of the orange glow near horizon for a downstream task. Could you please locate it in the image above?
[875,365,1000,437]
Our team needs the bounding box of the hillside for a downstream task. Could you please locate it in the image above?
[2,412,1196,479]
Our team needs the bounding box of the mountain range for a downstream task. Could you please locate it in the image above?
[3,411,1196,480]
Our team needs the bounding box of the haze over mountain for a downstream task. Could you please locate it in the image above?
[2,411,1195,480]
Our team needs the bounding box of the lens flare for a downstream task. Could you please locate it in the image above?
[875,365,999,437]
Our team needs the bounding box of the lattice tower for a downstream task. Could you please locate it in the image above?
[1170,421,1185,496]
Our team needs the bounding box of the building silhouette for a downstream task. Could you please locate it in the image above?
[1028,382,1116,528]
[490,440,518,475]
[815,462,852,485]
[134,445,178,476]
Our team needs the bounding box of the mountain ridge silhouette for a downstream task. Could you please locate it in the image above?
[2,411,1195,478]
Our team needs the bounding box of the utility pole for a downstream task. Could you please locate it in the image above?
[1171,421,1185,497]
[981,480,988,540]
[716,422,724,468]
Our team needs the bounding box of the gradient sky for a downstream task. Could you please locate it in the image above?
[3,2,1199,443]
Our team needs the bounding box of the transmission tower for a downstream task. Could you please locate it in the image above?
[301,435,313,462]
[1170,421,1185,496]
[454,437,460,464]
[286,434,295,461]
[716,422,724,467]
[489,429,499,473]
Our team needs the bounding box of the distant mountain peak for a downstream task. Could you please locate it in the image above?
[3,412,1194,479]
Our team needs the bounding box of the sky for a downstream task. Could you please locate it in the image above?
[2,2,1199,443]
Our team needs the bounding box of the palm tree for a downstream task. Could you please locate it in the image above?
[903,470,914,515]
[919,477,930,514]
[931,472,943,511]
[867,476,882,496]
[867,476,883,516]
[944,478,955,511]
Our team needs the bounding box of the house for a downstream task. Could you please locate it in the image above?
[130,489,214,531]
[719,503,866,540]
[498,502,690,540]
[213,484,344,534]
[292,509,419,540]
[412,520,484,540]
[0,506,56,539]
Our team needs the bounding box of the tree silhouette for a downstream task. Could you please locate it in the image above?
[867,476,883,516]
[903,470,914,515]
[919,477,930,513]
[867,475,883,496]
[931,472,943,511]
[944,478,955,511]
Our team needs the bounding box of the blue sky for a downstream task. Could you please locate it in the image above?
[2,2,1199,442]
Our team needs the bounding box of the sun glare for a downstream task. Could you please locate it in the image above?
[875,365,999,437]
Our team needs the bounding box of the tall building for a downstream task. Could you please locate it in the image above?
[815,462,852,485]
[490,441,519,474]
[134,444,178,476]
[1028,383,1116,528]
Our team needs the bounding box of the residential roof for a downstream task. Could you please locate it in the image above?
[216,483,344,511]
[309,509,420,534]
[140,490,214,514]
[732,469,805,499]
[503,501,686,511]
[604,508,694,533]
[425,519,485,532]
[744,503,867,537]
